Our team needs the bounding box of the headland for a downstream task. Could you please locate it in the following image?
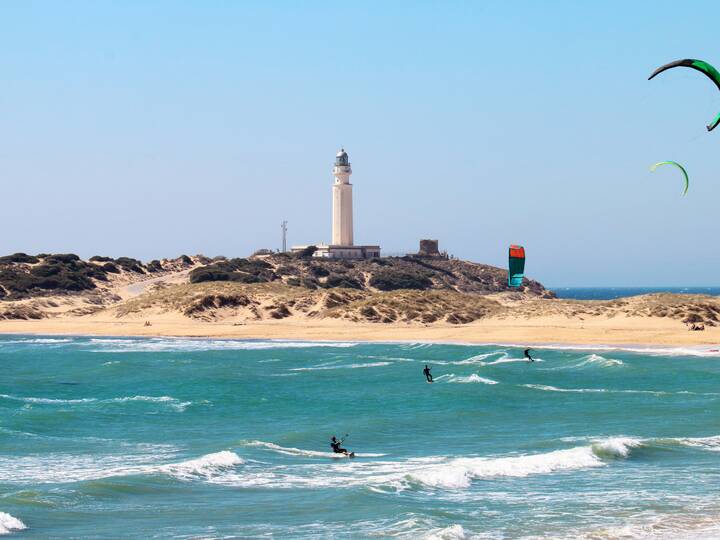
[0,252,718,346]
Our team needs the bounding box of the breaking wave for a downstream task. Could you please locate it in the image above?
[425,524,467,539]
[245,441,385,458]
[522,384,719,396]
[446,374,498,385]
[480,356,537,366]
[576,510,720,539]
[0,394,191,411]
[154,451,243,480]
[0,513,26,535]
[209,438,643,491]
[289,362,391,371]
[670,435,720,452]
[85,338,358,353]
[570,353,624,368]
[522,384,669,395]
[0,450,242,484]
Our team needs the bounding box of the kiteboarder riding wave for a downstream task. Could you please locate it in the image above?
[330,436,350,455]
[423,365,433,382]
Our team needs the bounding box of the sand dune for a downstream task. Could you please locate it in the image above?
[1,258,718,346]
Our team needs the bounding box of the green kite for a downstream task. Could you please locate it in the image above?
[649,59,720,132]
[650,161,689,196]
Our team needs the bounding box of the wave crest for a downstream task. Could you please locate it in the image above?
[0,512,26,535]
[157,451,243,480]
[246,440,385,458]
[447,374,498,385]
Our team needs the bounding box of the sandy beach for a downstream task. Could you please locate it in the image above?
[1,312,718,346]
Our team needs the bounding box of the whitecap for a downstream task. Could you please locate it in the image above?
[447,374,498,385]
[480,356,538,366]
[591,437,643,458]
[0,450,242,484]
[0,512,26,535]
[155,451,243,480]
[674,435,720,452]
[289,362,391,371]
[245,440,385,458]
[0,394,97,404]
[212,439,636,491]
[403,446,605,489]
[86,338,357,353]
[425,524,466,540]
[0,394,191,411]
[522,384,669,395]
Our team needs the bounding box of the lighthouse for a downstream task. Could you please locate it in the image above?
[332,148,353,246]
[291,147,380,259]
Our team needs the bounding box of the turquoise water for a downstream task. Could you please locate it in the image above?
[553,287,720,300]
[2,336,720,539]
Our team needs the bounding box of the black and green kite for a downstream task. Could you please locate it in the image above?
[649,59,720,132]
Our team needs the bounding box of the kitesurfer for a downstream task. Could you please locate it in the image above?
[330,436,350,455]
[423,364,433,382]
[524,348,534,362]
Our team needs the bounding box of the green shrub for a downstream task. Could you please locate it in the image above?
[369,270,432,291]
[309,265,330,277]
[115,257,145,273]
[146,260,163,273]
[0,253,39,264]
[45,254,80,264]
[103,262,120,273]
[323,274,362,290]
[295,245,317,258]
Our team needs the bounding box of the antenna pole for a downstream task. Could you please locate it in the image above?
[281,220,288,252]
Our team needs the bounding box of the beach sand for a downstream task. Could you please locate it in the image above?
[0,312,718,346]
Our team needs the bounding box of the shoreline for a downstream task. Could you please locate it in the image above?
[1,315,718,350]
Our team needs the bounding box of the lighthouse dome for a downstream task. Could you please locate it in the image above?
[335,148,349,166]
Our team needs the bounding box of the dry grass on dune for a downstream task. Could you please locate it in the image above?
[507,293,720,327]
[110,282,720,328]
[113,282,510,325]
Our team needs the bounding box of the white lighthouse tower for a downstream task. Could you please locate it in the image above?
[332,148,353,246]
[291,147,380,259]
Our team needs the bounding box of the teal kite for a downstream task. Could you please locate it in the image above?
[508,245,525,288]
[650,161,689,196]
[648,59,720,132]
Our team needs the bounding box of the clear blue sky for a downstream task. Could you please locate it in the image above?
[1,1,718,286]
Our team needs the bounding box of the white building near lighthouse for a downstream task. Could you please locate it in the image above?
[292,148,380,259]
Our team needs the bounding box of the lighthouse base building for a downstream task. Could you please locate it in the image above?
[292,148,380,260]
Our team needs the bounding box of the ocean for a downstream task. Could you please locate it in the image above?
[552,287,720,300]
[2,336,720,539]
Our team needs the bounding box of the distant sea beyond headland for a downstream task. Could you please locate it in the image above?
[553,287,720,300]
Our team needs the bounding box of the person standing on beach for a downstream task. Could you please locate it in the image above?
[524,348,534,362]
[423,364,433,382]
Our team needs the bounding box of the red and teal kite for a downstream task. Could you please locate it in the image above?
[508,245,525,288]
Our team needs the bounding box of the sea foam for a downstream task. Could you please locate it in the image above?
[289,362,391,371]
[0,513,26,535]
[0,394,191,411]
[86,338,357,353]
[0,450,242,484]
[212,438,641,491]
[246,440,385,458]
[447,374,498,385]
